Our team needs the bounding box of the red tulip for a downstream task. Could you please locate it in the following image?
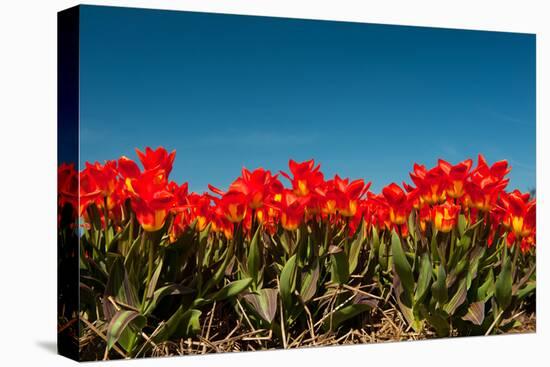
[79,168,103,216]
[504,191,536,251]
[127,169,174,232]
[219,191,248,223]
[84,160,123,214]
[464,155,509,212]
[211,208,234,239]
[278,190,307,231]
[118,156,141,179]
[168,181,189,213]
[212,167,283,210]
[409,163,447,205]
[431,202,460,233]
[186,193,213,232]
[319,175,370,217]
[136,146,176,175]
[439,158,472,199]
[382,183,411,226]
[281,159,325,198]
[58,163,78,209]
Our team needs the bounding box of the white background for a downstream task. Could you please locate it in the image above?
[0,0,548,365]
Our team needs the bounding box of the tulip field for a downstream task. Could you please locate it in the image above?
[57,147,536,360]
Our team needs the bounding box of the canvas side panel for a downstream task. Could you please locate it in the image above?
[57,5,80,361]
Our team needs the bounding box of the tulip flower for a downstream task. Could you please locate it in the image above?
[439,158,472,199]
[211,212,234,239]
[319,175,370,218]
[136,146,176,175]
[459,155,509,215]
[278,190,307,231]
[431,202,460,233]
[472,154,511,182]
[118,155,141,178]
[219,192,248,223]
[380,183,412,236]
[79,169,103,216]
[186,193,213,232]
[169,212,188,243]
[85,161,119,197]
[505,191,536,251]
[168,181,189,213]
[382,183,410,226]
[58,163,78,209]
[211,167,283,210]
[409,163,447,205]
[403,182,421,210]
[281,159,324,198]
[127,169,174,232]
[85,160,124,215]
[418,205,431,233]
[72,149,535,254]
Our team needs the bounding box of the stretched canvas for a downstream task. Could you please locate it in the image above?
[57,5,536,361]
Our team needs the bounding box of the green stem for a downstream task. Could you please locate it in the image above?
[450,229,455,254]
[140,232,154,307]
[103,196,111,251]
[511,241,520,280]
[147,233,154,287]
[127,212,134,257]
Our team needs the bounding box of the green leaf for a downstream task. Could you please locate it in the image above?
[516,281,536,301]
[391,231,414,295]
[414,253,432,303]
[88,204,102,231]
[446,258,467,288]
[459,232,472,249]
[210,278,252,302]
[153,306,184,342]
[457,214,467,237]
[143,284,195,316]
[425,308,450,337]
[247,225,262,288]
[466,246,485,289]
[145,258,163,301]
[349,220,365,274]
[203,239,235,294]
[378,239,388,270]
[462,301,485,325]
[324,303,372,330]
[330,246,350,284]
[243,288,278,323]
[512,264,536,295]
[477,268,495,302]
[153,306,202,341]
[432,264,448,305]
[104,256,139,310]
[372,226,380,254]
[430,230,440,263]
[299,259,320,302]
[106,310,145,351]
[443,279,467,315]
[106,219,131,251]
[279,254,298,309]
[495,253,513,311]
[394,275,415,327]
[407,212,416,242]
[179,309,202,337]
[499,318,522,333]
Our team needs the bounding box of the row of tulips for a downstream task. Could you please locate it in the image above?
[58,147,536,359]
[59,147,535,252]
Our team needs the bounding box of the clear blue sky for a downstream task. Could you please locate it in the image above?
[79,5,535,193]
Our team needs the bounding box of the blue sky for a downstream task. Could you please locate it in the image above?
[79,5,535,193]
